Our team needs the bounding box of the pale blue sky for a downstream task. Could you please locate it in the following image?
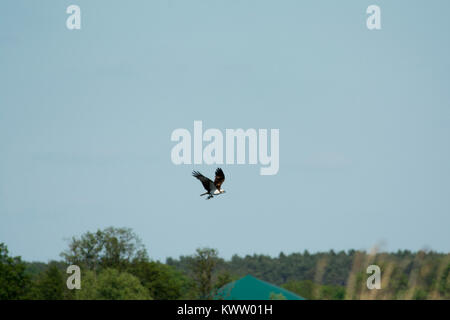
[1,1,449,262]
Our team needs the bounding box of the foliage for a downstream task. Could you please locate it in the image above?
[0,243,31,300]
[269,292,287,300]
[189,247,219,299]
[127,260,190,300]
[24,261,49,279]
[282,280,345,300]
[169,249,450,300]
[282,280,316,300]
[2,227,450,300]
[28,264,67,300]
[74,268,151,300]
[60,227,148,271]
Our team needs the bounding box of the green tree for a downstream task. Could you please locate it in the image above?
[75,268,151,300]
[190,248,219,299]
[61,227,148,271]
[30,264,66,300]
[213,270,237,300]
[214,270,235,290]
[127,260,190,300]
[318,284,346,300]
[24,262,48,279]
[438,263,450,299]
[282,280,316,299]
[0,243,31,299]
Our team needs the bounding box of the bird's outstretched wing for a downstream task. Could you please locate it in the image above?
[214,168,225,190]
[192,171,213,192]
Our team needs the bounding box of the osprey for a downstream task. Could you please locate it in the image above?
[192,168,226,200]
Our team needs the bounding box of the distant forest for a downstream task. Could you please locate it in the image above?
[1,227,449,300]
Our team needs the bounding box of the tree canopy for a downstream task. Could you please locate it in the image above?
[2,228,449,300]
[60,227,148,271]
[75,268,151,300]
[0,243,31,300]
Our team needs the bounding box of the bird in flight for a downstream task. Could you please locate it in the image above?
[192,168,226,200]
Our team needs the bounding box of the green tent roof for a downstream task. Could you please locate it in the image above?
[215,275,305,300]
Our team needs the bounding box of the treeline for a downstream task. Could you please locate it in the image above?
[1,227,449,300]
[168,249,450,299]
[0,227,226,300]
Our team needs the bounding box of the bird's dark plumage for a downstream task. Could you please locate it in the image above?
[214,168,225,190]
[192,170,213,192]
[192,168,226,199]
